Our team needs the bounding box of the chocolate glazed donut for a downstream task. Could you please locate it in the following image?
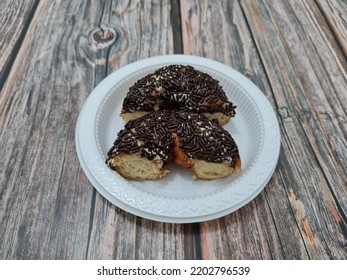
[120,65,236,126]
[106,110,241,180]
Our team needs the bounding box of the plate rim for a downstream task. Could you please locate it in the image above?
[75,54,281,223]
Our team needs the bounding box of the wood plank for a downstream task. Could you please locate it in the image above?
[0,0,39,89]
[0,0,103,259]
[239,0,347,259]
[181,0,347,259]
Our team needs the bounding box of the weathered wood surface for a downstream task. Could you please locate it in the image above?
[315,0,347,57]
[0,0,39,88]
[241,0,347,259]
[0,0,346,260]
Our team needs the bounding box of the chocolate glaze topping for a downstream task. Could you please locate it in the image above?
[122,65,236,117]
[107,111,173,162]
[107,110,240,167]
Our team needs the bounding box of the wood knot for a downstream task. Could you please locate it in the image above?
[90,25,117,49]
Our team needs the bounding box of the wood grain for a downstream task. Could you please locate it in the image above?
[239,0,347,259]
[0,0,39,89]
[0,0,106,259]
[315,0,347,58]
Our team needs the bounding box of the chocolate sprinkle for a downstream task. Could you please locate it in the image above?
[122,65,236,117]
[106,110,240,167]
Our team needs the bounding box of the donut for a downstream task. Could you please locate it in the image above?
[106,110,241,180]
[120,65,236,125]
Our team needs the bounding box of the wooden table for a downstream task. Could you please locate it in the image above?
[1,0,347,260]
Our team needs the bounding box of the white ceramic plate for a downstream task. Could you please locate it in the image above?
[75,55,280,223]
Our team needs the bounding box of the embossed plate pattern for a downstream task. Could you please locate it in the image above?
[75,55,280,223]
